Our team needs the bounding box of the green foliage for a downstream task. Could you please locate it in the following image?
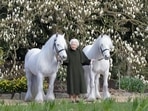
[0,76,27,93]
[117,76,146,93]
[101,98,115,111]
[0,76,48,93]
[0,47,4,65]
[132,98,148,111]
[0,98,148,111]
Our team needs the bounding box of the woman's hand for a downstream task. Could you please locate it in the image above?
[90,59,95,65]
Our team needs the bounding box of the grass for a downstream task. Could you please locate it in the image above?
[0,98,148,111]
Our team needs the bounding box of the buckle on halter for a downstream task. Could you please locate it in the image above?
[56,54,63,64]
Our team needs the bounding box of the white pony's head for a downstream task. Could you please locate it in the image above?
[54,33,67,61]
[99,34,114,60]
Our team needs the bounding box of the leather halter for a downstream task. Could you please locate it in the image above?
[53,34,66,63]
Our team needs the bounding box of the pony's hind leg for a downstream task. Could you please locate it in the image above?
[84,66,90,99]
[46,73,57,101]
[25,71,33,102]
[102,72,111,99]
[95,74,101,99]
[86,70,96,101]
[34,74,44,102]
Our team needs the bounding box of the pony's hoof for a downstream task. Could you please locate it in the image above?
[36,100,44,103]
[84,95,89,99]
[24,98,32,102]
[96,96,102,100]
[45,98,55,101]
[25,96,32,102]
[45,95,55,101]
[35,98,44,103]
[35,96,44,102]
[103,94,111,99]
[86,97,96,102]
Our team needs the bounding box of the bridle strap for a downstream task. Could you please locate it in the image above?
[57,49,65,53]
[97,58,104,61]
[101,48,109,53]
[97,47,109,61]
[100,47,109,54]
[54,42,65,54]
[53,39,65,63]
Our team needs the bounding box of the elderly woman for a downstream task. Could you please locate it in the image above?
[63,38,91,103]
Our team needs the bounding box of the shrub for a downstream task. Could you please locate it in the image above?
[117,76,147,93]
[0,76,27,93]
[13,76,27,93]
[0,76,48,93]
[0,79,14,93]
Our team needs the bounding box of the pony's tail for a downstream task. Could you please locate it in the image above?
[24,50,32,72]
[24,50,31,64]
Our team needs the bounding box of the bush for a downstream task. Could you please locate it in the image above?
[0,76,48,93]
[0,76,27,93]
[117,76,147,93]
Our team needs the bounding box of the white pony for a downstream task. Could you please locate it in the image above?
[24,33,67,102]
[83,34,114,101]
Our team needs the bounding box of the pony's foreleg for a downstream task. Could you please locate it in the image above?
[103,71,111,99]
[46,73,57,101]
[86,70,96,101]
[95,74,101,99]
[35,74,44,102]
[25,71,33,102]
[84,66,90,98]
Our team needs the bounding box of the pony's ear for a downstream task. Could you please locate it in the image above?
[56,32,58,38]
[101,33,103,38]
[63,33,65,37]
[108,33,111,37]
[111,45,114,51]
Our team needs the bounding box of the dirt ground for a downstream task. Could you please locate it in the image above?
[110,88,148,102]
[1,89,148,105]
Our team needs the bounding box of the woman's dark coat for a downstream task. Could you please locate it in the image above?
[63,48,90,95]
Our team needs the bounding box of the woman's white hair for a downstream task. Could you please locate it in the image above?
[69,38,79,46]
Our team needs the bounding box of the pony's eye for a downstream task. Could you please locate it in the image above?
[57,44,60,46]
[101,44,103,47]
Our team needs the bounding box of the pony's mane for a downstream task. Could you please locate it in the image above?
[41,34,67,53]
[94,34,112,46]
[42,34,56,50]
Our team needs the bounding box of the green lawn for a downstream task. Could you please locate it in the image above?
[0,98,148,111]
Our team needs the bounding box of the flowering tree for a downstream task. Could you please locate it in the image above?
[0,0,147,79]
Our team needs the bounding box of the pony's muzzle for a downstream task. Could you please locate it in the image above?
[104,55,110,60]
[62,55,67,60]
